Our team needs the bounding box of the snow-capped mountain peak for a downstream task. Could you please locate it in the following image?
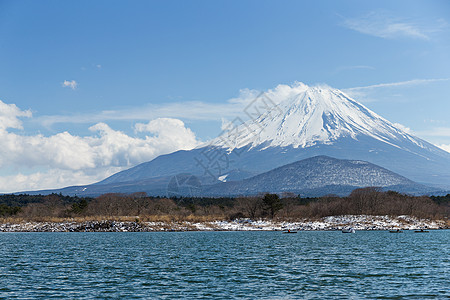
[212,83,424,150]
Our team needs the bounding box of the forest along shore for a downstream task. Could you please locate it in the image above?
[0,189,448,232]
[0,215,447,232]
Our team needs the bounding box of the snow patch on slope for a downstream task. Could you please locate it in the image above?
[218,174,228,182]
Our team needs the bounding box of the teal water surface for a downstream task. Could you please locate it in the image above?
[0,231,448,299]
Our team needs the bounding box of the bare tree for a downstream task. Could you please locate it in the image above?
[236,196,263,219]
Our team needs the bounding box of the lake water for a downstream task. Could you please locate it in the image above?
[0,231,448,299]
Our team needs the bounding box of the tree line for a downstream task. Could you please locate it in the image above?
[0,188,448,221]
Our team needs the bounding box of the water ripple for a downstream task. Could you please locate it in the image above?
[0,231,448,299]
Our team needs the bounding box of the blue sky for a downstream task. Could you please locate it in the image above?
[0,0,449,192]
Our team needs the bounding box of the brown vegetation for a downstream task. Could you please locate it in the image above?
[1,188,448,223]
[291,188,446,220]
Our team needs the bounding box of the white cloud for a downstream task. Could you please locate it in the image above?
[0,100,201,192]
[0,168,121,194]
[437,144,450,153]
[342,12,439,40]
[0,100,32,130]
[393,123,412,134]
[134,118,198,153]
[62,80,78,90]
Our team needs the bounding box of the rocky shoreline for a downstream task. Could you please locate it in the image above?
[0,215,447,232]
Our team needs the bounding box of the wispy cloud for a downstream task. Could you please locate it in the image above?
[341,12,446,40]
[344,78,450,92]
[62,80,78,90]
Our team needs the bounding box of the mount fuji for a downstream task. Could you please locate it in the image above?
[26,83,450,196]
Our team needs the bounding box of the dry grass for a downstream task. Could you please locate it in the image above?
[445,218,450,227]
[0,214,228,224]
[138,214,227,223]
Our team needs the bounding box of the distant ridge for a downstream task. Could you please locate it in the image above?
[203,156,434,197]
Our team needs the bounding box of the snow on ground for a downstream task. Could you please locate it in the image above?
[208,215,446,231]
[0,215,446,232]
